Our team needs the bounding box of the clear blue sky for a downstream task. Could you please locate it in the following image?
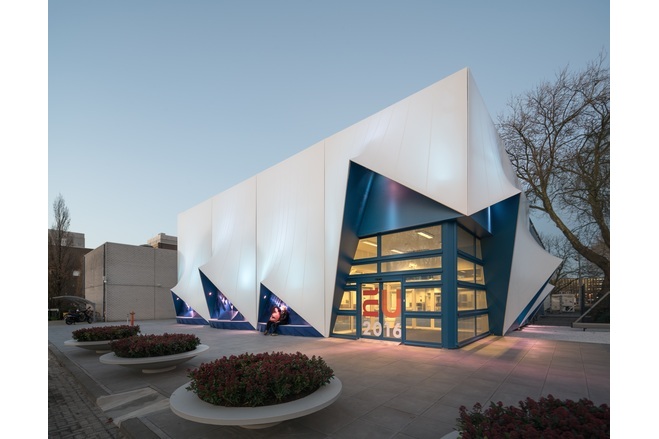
[43,0,610,250]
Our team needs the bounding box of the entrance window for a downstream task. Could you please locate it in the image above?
[405,317,441,344]
[354,238,378,259]
[406,287,441,312]
[349,263,377,275]
[458,226,482,259]
[457,258,485,285]
[381,256,441,273]
[406,274,441,282]
[381,225,441,256]
[333,315,357,336]
[457,288,487,311]
[339,290,356,310]
[339,221,444,347]
[457,316,476,343]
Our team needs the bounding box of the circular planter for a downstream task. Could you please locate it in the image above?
[99,345,209,373]
[64,339,114,354]
[170,376,342,429]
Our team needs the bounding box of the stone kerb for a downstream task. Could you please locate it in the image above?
[169,377,342,429]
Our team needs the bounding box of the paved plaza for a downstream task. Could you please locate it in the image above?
[48,319,610,438]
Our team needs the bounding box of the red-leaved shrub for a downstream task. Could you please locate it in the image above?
[72,325,141,342]
[186,351,334,407]
[110,333,200,358]
[456,395,610,438]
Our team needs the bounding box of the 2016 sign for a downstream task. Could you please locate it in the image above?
[362,320,402,338]
[362,287,402,339]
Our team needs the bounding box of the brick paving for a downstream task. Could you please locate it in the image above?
[48,348,124,439]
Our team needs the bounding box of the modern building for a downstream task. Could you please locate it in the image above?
[173,68,562,348]
[85,239,177,322]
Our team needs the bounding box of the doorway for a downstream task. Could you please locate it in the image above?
[360,279,402,341]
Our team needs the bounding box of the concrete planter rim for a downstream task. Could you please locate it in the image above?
[64,339,115,353]
[170,376,342,429]
[99,344,209,373]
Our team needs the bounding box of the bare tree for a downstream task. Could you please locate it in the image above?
[48,194,74,300]
[498,52,610,295]
[542,234,578,281]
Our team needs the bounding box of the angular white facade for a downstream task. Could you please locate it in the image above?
[173,68,562,345]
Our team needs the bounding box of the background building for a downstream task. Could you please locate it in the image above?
[84,238,177,322]
[173,69,562,348]
[48,230,92,318]
[147,233,178,250]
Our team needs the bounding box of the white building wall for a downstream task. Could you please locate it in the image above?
[177,68,561,336]
[173,199,213,320]
[503,194,563,332]
[199,177,258,324]
[466,73,520,214]
[257,144,326,333]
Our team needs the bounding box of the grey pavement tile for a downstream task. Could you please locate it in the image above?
[361,405,417,431]
[330,418,398,439]
[292,402,358,435]
[399,416,458,439]
[351,385,399,405]
[419,401,463,425]
[383,393,436,416]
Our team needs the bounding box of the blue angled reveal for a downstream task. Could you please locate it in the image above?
[171,291,208,325]
[199,271,254,330]
[258,284,322,337]
[480,194,520,336]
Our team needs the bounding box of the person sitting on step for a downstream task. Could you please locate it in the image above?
[270,304,289,336]
[264,306,281,335]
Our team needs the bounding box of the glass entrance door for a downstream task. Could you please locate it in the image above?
[361,280,402,341]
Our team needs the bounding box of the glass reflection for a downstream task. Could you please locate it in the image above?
[381,256,441,273]
[406,287,441,312]
[458,316,476,343]
[349,263,377,275]
[457,258,485,285]
[333,315,356,336]
[340,290,356,310]
[458,288,475,311]
[354,238,378,259]
[405,317,441,344]
[381,225,441,256]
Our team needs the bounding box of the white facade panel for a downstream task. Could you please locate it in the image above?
[425,72,469,213]
[257,144,326,333]
[521,283,555,326]
[503,195,562,333]
[349,70,471,214]
[393,91,434,190]
[200,177,258,323]
[467,73,520,215]
[173,199,213,320]
[357,101,410,182]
